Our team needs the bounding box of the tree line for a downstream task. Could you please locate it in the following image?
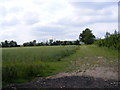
[23,40,80,46]
[0,39,80,47]
[95,30,120,50]
[1,28,95,47]
[0,40,20,47]
[1,28,119,49]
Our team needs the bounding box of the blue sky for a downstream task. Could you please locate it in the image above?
[0,0,118,44]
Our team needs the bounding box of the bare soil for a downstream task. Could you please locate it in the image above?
[2,66,119,89]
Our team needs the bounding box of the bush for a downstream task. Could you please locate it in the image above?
[95,32,120,50]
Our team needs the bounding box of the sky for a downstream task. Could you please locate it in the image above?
[0,0,119,44]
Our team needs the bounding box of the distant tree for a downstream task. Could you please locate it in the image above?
[1,42,5,47]
[0,43,1,47]
[1,40,18,47]
[33,40,36,46]
[49,39,53,45]
[105,32,110,39]
[22,39,81,47]
[10,40,17,47]
[114,30,118,35]
[64,41,67,45]
[5,40,9,47]
[56,41,61,45]
[95,30,120,50]
[29,42,34,46]
[74,40,80,45]
[23,42,28,46]
[79,28,95,45]
[69,41,73,45]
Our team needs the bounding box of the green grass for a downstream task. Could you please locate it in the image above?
[2,45,79,85]
[2,45,118,85]
[65,45,118,72]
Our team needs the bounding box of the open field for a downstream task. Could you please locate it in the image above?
[2,45,119,88]
[2,45,79,84]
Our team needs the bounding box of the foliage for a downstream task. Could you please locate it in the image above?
[0,40,80,47]
[23,40,36,46]
[49,39,53,45]
[95,30,120,50]
[23,40,80,46]
[1,40,19,47]
[51,40,79,46]
[79,28,95,45]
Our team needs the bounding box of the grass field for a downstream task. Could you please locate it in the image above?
[2,45,79,84]
[2,45,118,85]
[65,45,118,72]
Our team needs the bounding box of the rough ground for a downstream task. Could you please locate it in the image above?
[2,45,119,89]
[2,67,119,89]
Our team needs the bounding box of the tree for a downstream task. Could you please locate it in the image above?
[5,40,9,47]
[10,40,17,47]
[0,43,1,47]
[49,39,53,45]
[74,40,80,45]
[114,30,118,35]
[95,30,120,50]
[79,28,95,45]
[33,40,36,46]
[1,40,18,47]
[105,32,110,39]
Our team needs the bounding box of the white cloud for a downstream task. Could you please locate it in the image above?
[0,0,118,44]
[66,0,119,2]
[85,22,118,38]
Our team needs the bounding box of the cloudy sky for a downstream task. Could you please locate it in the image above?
[0,0,118,44]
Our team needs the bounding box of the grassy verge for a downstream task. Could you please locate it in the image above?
[64,45,118,72]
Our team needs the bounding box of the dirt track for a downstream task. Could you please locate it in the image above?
[2,67,119,89]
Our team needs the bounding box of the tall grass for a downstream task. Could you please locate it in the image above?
[2,46,78,84]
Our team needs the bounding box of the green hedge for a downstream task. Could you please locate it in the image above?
[95,33,120,50]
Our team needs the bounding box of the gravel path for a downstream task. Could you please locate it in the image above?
[2,67,119,89]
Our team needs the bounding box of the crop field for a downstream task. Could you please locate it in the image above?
[2,45,118,87]
[2,45,79,84]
